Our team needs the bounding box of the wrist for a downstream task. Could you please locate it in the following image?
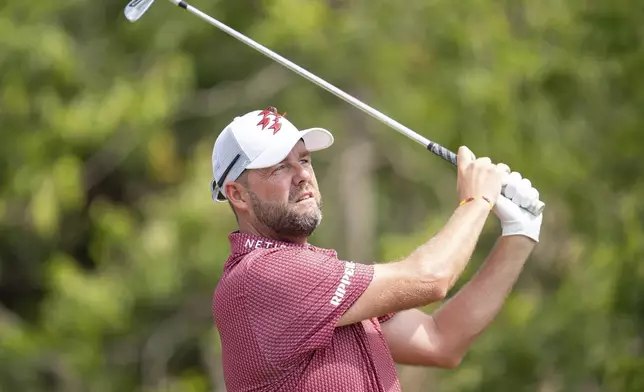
[501,221,540,243]
[457,197,493,219]
[497,234,537,250]
[459,196,494,210]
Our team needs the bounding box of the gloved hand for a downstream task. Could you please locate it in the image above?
[493,171,543,242]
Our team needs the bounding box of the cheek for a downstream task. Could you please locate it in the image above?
[302,165,316,181]
[261,179,292,201]
[308,170,320,189]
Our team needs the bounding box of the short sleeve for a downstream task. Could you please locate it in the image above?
[244,248,374,366]
[377,313,397,324]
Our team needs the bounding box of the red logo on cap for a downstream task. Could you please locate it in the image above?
[257,106,286,135]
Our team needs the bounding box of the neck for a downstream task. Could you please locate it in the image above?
[237,219,309,245]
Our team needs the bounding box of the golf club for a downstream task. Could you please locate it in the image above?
[124,0,545,216]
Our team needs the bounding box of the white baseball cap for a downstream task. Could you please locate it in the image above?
[210,107,334,202]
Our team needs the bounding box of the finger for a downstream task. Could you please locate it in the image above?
[457,146,474,170]
[511,178,530,207]
[503,172,522,199]
[510,181,524,204]
[516,178,532,202]
[519,191,531,208]
[519,178,532,191]
[476,157,492,166]
[530,187,539,201]
[512,193,524,207]
[496,163,511,184]
[505,181,518,199]
[509,171,523,182]
[521,187,539,208]
[514,178,536,208]
[493,195,518,220]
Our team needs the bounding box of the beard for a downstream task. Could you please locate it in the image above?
[247,187,323,238]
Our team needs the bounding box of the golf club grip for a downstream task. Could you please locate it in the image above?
[427,142,545,216]
[428,142,458,165]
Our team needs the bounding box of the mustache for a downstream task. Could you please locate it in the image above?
[289,185,316,202]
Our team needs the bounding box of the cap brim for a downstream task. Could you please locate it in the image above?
[246,128,334,169]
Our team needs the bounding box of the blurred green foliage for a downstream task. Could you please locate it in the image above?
[1,0,643,391]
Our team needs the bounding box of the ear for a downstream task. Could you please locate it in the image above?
[225,181,250,212]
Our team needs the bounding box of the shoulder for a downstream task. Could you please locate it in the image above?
[244,246,335,272]
[216,247,326,291]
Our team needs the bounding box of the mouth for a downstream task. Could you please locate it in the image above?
[295,192,314,203]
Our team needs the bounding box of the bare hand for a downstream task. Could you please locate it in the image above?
[456,146,506,206]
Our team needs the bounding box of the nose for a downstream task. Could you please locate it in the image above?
[293,162,312,186]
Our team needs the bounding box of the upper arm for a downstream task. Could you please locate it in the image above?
[380,309,459,368]
[244,248,446,366]
[336,261,446,327]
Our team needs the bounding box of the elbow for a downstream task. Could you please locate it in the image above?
[402,258,451,302]
[411,263,452,302]
[433,279,450,301]
[437,354,463,369]
[424,326,465,369]
[418,272,450,302]
[427,350,464,369]
[416,350,464,369]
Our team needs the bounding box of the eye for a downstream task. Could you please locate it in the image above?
[273,164,287,172]
[300,158,310,165]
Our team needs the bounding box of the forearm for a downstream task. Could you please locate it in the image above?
[430,235,535,358]
[403,199,491,294]
[338,201,498,327]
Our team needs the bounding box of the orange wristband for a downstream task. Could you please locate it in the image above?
[459,196,493,210]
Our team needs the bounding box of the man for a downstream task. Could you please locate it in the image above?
[210,106,543,392]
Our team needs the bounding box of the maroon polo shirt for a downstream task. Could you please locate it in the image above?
[212,232,402,392]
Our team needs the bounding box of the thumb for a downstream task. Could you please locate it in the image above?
[493,194,520,223]
[457,146,475,170]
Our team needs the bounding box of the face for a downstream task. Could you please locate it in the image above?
[238,141,323,239]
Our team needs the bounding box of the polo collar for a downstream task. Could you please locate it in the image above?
[228,231,337,257]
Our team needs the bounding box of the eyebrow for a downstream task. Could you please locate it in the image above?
[265,151,311,172]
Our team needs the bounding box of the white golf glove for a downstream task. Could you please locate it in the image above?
[493,171,543,242]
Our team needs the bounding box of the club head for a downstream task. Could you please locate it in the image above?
[124,0,157,22]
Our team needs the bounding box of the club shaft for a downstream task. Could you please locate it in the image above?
[169,1,435,146]
[167,0,544,216]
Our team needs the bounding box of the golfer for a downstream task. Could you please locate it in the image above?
[210,107,543,391]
